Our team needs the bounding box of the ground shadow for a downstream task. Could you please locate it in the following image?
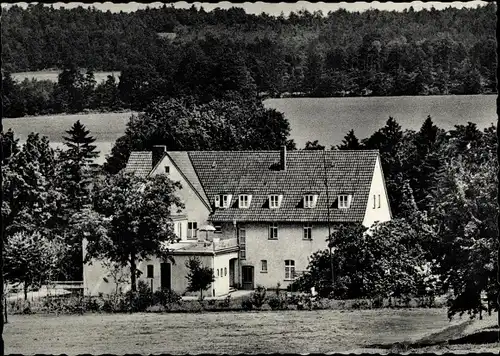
[365,321,499,351]
[448,329,499,345]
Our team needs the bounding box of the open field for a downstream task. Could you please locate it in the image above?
[12,70,120,83]
[4,309,469,354]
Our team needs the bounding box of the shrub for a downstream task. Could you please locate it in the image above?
[218,294,231,309]
[268,295,285,310]
[152,289,181,309]
[251,286,267,308]
[125,280,154,312]
[241,297,253,310]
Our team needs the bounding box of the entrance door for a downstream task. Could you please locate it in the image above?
[241,266,254,290]
[160,263,171,290]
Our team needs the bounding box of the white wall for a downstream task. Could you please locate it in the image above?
[151,154,211,240]
[213,251,239,296]
[228,222,331,289]
[362,155,392,227]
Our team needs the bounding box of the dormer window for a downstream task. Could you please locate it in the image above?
[214,194,232,208]
[239,194,252,209]
[303,194,318,209]
[269,194,283,209]
[338,194,352,209]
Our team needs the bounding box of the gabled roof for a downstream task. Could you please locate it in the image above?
[167,151,211,208]
[123,152,152,178]
[124,149,379,223]
[188,150,379,223]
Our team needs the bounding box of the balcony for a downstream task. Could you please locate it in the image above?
[213,237,238,251]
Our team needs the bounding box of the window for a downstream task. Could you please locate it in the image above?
[177,222,182,239]
[215,194,232,208]
[304,195,317,208]
[239,194,251,209]
[378,194,381,209]
[187,222,198,239]
[261,260,268,273]
[224,267,227,276]
[285,260,295,280]
[215,225,222,234]
[164,166,170,174]
[373,194,376,209]
[303,224,313,240]
[222,195,230,208]
[147,265,154,279]
[269,195,280,209]
[269,223,278,240]
[238,227,246,260]
[217,269,219,277]
[338,195,351,209]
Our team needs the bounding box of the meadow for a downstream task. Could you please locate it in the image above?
[3,308,472,354]
[3,94,496,165]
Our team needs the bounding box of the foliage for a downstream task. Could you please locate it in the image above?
[184,257,215,300]
[3,231,68,300]
[104,96,294,173]
[240,297,253,311]
[153,289,182,309]
[2,4,496,117]
[293,221,427,300]
[250,286,267,308]
[77,172,184,291]
[1,132,62,239]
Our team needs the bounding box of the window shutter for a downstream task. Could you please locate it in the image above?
[278,194,283,208]
[214,195,220,208]
[347,195,353,208]
[247,195,253,207]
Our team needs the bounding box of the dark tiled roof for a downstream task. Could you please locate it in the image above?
[124,152,152,178]
[167,151,211,208]
[187,150,378,223]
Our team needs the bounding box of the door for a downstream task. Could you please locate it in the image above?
[241,266,254,290]
[160,263,171,290]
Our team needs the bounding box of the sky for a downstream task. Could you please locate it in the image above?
[2,1,489,16]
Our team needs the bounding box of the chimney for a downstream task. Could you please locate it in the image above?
[280,145,287,171]
[152,145,166,168]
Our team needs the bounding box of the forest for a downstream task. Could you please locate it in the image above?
[2,3,497,118]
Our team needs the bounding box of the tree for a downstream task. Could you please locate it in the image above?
[430,127,497,319]
[104,97,293,174]
[304,140,325,150]
[80,172,184,291]
[294,220,426,301]
[185,257,215,300]
[2,133,62,239]
[3,231,67,300]
[337,129,362,150]
[56,120,100,279]
[1,129,20,164]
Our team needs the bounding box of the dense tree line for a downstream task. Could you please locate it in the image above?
[295,118,498,319]
[2,3,497,118]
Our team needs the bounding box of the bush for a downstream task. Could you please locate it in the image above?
[125,280,154,312]
[152,289,181,310]
[268,295,284,310]
[241,297,253,310]
[251,286,267,308]
[218,294,231,309]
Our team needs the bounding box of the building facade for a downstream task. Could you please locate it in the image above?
[83,145,391,296]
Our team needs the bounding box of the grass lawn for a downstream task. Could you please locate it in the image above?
[4,309,466,354]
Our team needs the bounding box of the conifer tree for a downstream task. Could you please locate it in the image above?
[56,120,100,280]
[337,129,362,150]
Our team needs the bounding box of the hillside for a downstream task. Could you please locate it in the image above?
[1,3,497,118]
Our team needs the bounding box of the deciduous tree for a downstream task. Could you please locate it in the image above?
[78,172,184,291]
[185,257,215,300]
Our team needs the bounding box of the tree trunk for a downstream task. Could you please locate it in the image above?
[24,282,28,301]
[200,289,203,301]
[130,258,137,292]
[4,295,8,324]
